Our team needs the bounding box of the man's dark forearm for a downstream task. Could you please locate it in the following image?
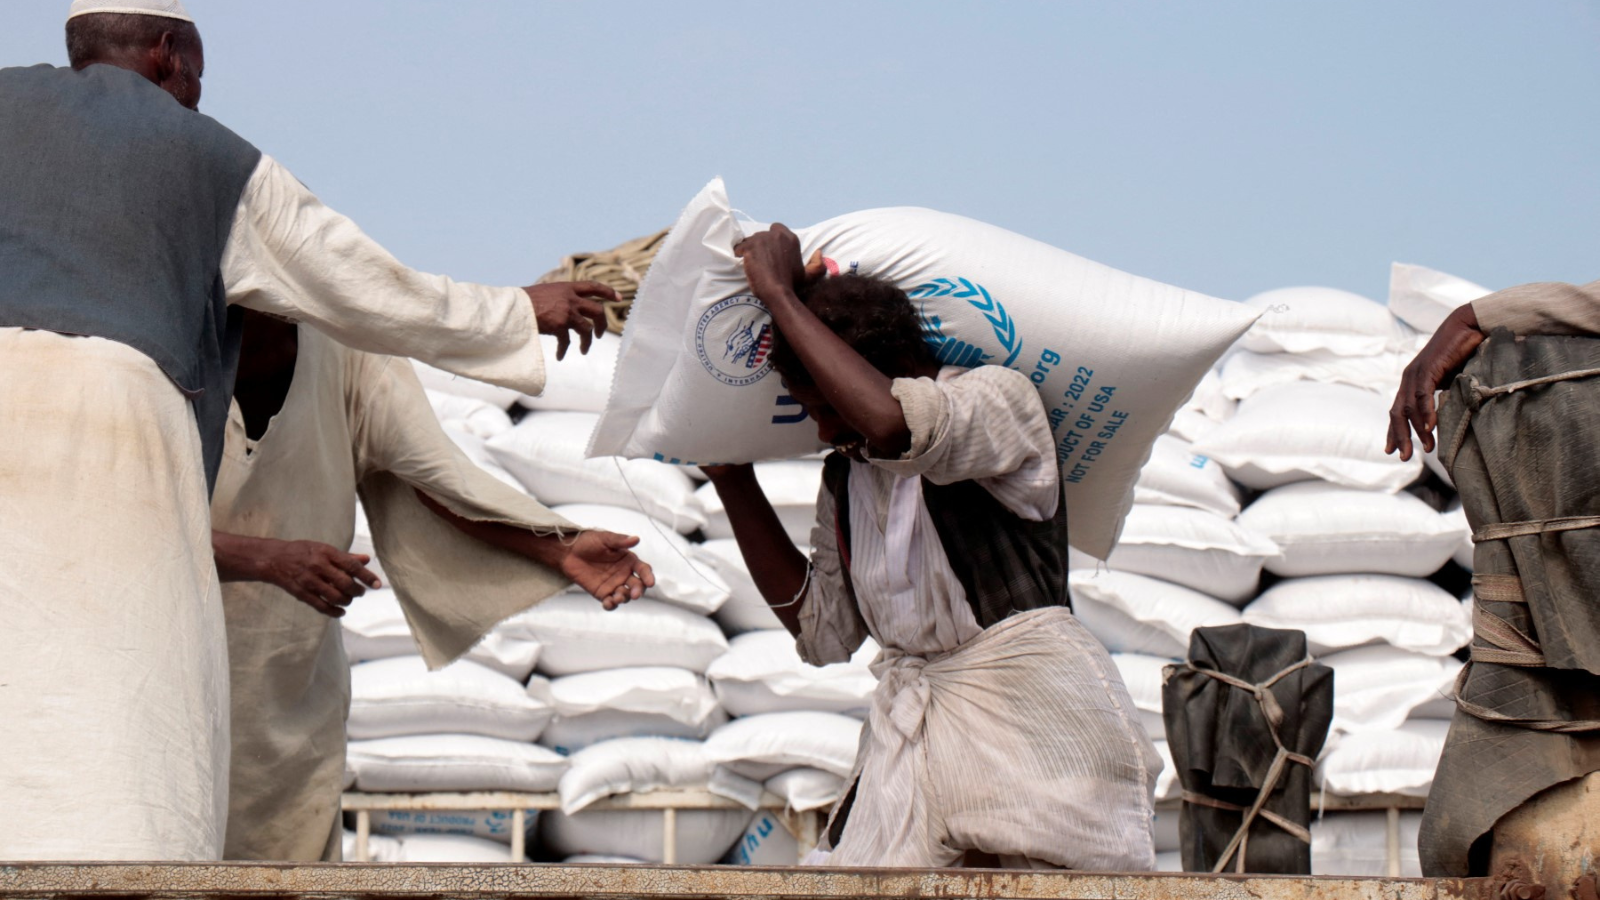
[708,467,809,636]
[761,286,913,456]
[213,530,270,583]
[414,489,571,570]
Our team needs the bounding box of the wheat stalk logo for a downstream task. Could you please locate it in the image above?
[909,277,1022,368]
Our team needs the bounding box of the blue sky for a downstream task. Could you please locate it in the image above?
[5,2,1597,302]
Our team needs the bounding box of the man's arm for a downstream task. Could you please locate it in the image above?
[1385,304,1485,462]
[213,531,380,618]
[413,491,652,611]
[1387,280,1600,461]
[734,225,914,458]
[699,464,809,637]
[346,348,654,612]
[222,155,618,397]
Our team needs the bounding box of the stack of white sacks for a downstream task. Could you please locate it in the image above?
[1074,265,1489,876]
[337,262,1485,870]
[338,335,871,865]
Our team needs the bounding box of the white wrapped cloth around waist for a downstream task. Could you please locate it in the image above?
[832,607,1161,870]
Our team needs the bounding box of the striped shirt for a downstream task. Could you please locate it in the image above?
[800,365,1059,663]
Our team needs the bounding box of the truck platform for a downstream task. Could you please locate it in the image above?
[0,863,1487,900]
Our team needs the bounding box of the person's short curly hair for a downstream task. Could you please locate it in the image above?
[67,13,199,69]
[769,274,936,387]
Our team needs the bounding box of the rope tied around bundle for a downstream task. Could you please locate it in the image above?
[1408,328,1600,875]
[1442,364,1600,473]
[1452,568,1600,733]
[1179,656,1317,874]
[1439,346,1600,733]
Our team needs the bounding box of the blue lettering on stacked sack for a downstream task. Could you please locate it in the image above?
[909,276,1126,478]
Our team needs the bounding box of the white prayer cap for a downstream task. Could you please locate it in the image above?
[67,0,194,23]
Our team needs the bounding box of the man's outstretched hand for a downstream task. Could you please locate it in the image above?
[1386,303,1486,461]
[560,531,656,611]
[525,281,620,360]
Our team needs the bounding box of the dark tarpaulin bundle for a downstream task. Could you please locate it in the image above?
[1162,623,1333,874]
[1422,330,1600,876]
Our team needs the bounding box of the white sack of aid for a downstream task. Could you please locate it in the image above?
[591,178,1260,558]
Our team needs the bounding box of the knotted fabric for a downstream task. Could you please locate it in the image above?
[1180,659,1317,872]
[1163,623,1332,874]
[873,652,934,742]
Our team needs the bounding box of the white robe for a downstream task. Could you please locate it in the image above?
[214,327,580,861]
[0,154,543,861]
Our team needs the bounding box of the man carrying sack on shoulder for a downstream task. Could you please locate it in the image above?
[702,225,1162,871]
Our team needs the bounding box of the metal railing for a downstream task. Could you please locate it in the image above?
[342,790,822,864]
[343,790,1423,872]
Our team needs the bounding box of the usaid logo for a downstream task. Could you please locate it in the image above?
[696,294,774,387]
